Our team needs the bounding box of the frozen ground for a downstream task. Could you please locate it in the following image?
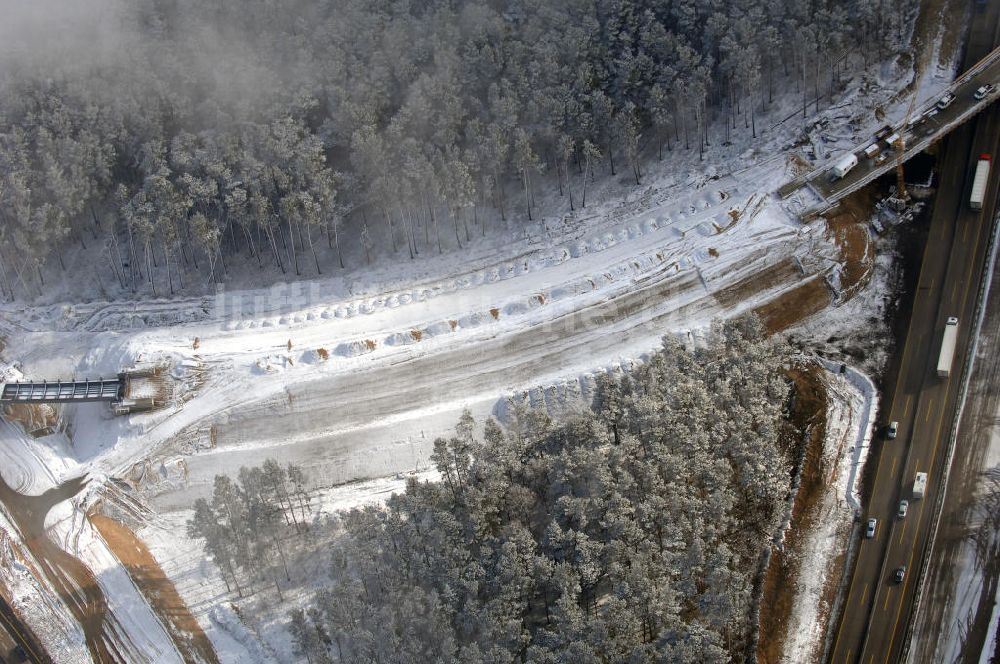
[0,27,962,664]
[779,363,877,664]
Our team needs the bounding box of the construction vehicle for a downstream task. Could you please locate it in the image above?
[830,153,859,179]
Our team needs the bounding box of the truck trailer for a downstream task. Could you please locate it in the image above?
[830,153,859,179]
[937,316,959,378]
[913,472,928,499]
[970,154,991,210]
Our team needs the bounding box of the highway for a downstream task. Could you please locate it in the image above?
[829,4,1000,662]
[0,594,48,664]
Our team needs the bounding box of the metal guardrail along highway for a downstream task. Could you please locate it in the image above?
[779,44,1000,214]
[0,379,123,404]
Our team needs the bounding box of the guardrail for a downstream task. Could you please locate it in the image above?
[778,44,1000,211]
[0,378,123,403]
[899,208,1000,662]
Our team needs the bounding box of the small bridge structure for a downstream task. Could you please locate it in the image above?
[779,44,1000,217]
[1,378,123,404]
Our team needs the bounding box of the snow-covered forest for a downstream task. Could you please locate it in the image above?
[0,0,918,298]
[252,318,792,663]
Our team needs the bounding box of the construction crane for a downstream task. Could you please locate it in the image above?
[894,91,919,201]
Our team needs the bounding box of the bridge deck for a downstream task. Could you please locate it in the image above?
[0,379,123,403]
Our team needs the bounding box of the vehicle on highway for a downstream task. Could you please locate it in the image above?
[913,471,928,499]
[875,153,888,166]
[884,132,902,149]
[830,153,859,179]
[937,92,956,109]
[898,500,909,519]
[886,420,898,439]
[864,143,881,159]
[937,316,960,377]
[970,154,991,210]
[894,566,907,583]
[874,124,894,141]
[865,518,878,538]
[974,84,996,100]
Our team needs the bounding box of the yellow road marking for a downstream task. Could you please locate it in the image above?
[899,522,907,544]
[0,606,42,663]
[891,456,898,474]
[884,590,891,610]
[879,202,987,659]
[925,398,935,423]
[905,395,913,416]
[832,178,958,661]
[861,583,869,605]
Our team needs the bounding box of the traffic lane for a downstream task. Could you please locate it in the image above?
[870,108,1000,664]
[0,596,45,664]
[810,55,1000,200]
[831,115,978,663]
[829,145,967,664]
[832,282,952,663]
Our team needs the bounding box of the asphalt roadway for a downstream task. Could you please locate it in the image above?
[0,594,47,664]
[829,6,1000,662]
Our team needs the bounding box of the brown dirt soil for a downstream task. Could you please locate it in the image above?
[757,365,829,664]
[2,404,59,438]
[754,276,832,334]
[912,0,968,77]
[410,329,422,341]
[90,514,219,664]
[825,191,877,303]
[714,258,803,310]
[490,307,500,320]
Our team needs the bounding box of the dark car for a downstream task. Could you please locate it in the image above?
[894,566,907,583]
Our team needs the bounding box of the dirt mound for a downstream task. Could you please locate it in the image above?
[90,515,218,664]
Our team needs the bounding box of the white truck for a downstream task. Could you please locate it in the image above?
[937,316,959,378]
[913,472,928,499]
[970,153,991,210]
[830,153,859,179]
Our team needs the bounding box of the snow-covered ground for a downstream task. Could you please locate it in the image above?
[780,363,877,664]
[0,24,963,663]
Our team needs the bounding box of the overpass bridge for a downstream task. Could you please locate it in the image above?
[0,378,123,404]
[779,44,1000,216]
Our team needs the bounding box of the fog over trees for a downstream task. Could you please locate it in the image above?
[0,0,917,298]
[284,319,795,663]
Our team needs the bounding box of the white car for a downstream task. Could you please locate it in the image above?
[886,421,899,439]
[898,500,909,519]
[937,93,956,110]
[865,518,878,539]
[974,84,996,100]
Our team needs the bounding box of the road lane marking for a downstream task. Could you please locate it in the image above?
[905,395,913,416]
[860,583,869,605]
[899,522,907,544]
[884,549,918,663]
[891,456,898,474]
[953,279,962,302]
[925,398,935,423]
[832,197,953,661]
[0,606,42,663]
[884,591,891,610]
